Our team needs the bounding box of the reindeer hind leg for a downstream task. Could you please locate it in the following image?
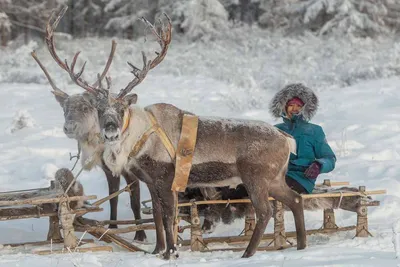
[270,179,306,250]
[241,179,273,258]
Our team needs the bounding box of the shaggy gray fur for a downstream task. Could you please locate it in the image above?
[269,83,319,121]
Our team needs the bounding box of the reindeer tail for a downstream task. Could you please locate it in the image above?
[286,136,297,155]
[277,128,297,155]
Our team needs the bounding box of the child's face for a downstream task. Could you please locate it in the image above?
[286,103,303,119]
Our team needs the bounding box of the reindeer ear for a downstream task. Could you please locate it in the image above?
[125,93,138,106]
[52,90,69,107]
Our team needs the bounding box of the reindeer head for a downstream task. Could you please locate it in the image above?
[97,93,137,142]
[58,93,99,139]
[31,6,116,141]
[33,6,171,144]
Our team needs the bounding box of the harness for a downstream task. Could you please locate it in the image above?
[126,110,199,192]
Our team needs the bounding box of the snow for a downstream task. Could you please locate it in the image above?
[0,28,399,266]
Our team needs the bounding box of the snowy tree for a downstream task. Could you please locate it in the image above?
[0,12,11,46]
[219,0,266,25]
[160,0,229,41]
[258,0,294,29]
[104,0,159,39]
[67,0,105,37]
[0,0,68,43]
[383,0,400,32]
[282,0,389,37]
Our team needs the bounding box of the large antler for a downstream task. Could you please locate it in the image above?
[45,6,116,94]
[117,14,172,99]
[31,50,69,100]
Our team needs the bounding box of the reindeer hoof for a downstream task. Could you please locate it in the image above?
[108,224,118,229]
[162,251,171,260]
[242,249,255,258]
[162,248,178,260]
[241,250,254,258]
[133,230,147,242]
[297,242,306,250]
[152,247,164,255]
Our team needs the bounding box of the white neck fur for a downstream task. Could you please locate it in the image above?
[79,124,103,170]
[102,105,152,175]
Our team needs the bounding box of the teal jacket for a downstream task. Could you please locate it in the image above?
[275,115,336,193]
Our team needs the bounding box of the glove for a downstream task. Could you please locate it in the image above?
[304,162,321,179]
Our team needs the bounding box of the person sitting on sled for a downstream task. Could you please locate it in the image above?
[269,83,336,194]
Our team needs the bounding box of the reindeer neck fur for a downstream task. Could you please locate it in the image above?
[79,125,103,171]
[103,105,152,176]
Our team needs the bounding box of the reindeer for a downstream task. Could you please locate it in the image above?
[92,37,306,261]
[95,98,307,259]
[41,8,306,259]
[30,7,149,242]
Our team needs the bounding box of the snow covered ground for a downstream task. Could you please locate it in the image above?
[0,29,399,266]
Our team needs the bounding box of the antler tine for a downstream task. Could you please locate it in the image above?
[142,13,172,69]
[106,76,112,90]
[117,14,172,99]
[92,40,117,88]
[95,73,112,94]
[31,51,69,99]
[96,73,103,89]
[45,6,102,94]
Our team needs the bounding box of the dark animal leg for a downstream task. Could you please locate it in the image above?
[123,174,147,242]
[241,180,273,258]
[149,185,166,254]
[270,181,306,250]
[157,186,178,260]
[102,165,120,229]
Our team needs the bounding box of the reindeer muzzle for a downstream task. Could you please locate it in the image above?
[102,121,121,142]
[63,121,77,137]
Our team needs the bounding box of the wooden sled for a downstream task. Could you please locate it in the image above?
[164,179,386,252]
[0,180,113,254]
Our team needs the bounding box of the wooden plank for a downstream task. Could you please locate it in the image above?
[59,198,77,248]
[100,218,154,226]
[33,246,113,255]
[0,206,102,221]
[92,183,134,207]
[206,244,293,252]
[0,195,97,207]
[79,228,113,243]
[4,239,94,247]
[177,190,386,207]
[0,188,62,201]
[301,190,387,199]
[78,224,156,235]
[171,114,199,192]
[316,181,350,187]
[104,233,147,253]
[179,226,356,246]
[75,225,149,253]
[0,187,51,195]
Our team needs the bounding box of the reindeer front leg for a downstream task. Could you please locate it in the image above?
[102,165,120,229]
[148,184,166,254]
[156,178,179,260]
[122,172,147,242]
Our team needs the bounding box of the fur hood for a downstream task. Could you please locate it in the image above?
[269,83,319,121]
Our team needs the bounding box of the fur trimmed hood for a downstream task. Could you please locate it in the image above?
[269,83,319,121]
